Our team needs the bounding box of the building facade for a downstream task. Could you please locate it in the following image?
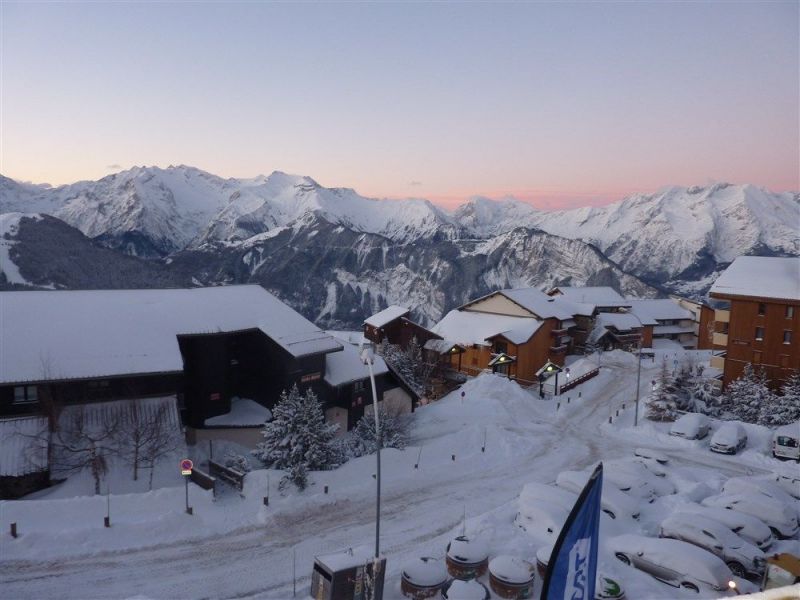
[709,257,800,389]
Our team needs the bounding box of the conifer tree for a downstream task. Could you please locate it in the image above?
[252,385,338,490]
[722,364,774,424]
[761,371,800,427]
[646,358,680,421]
[352,408,407,456]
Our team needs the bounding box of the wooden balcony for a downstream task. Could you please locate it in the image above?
[710,355,725,370]
[712,332,728,347]
[715,309,730,324]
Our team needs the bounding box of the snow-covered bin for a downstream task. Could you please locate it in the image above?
[535,544,554,579]
[441,579,490,600]
[488,555,535,599]
[401,557,448,599]
[445,536,489,580]
[310,546,386,600]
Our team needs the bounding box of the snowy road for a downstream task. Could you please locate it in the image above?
[0,355,778,599]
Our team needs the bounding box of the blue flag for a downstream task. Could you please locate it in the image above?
[541,463,603,600]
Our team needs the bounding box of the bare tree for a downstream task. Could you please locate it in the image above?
[138,403,182,490]
[49,405,120,495]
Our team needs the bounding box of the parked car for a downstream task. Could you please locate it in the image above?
[634,447,669,464]
[702,493,799,539]
[670,413,711,440]
[609,534,734,593]
[682,504,774,550]
[659,513,766,578]
[722,476,797,509]
[772,423,800,461]
[775,473,800,500]
[556,470,640,520]
[515,499,569,538]
[710,423,747,454]
[536,545,626,600]
[605,460,675,497]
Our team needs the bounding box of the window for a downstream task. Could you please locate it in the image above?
[787,306,795,319]
[753,351,762,364]
[755,327,765,341]
[353,380,365,393]
[758,303,766,316]
[784,331,792,345]
[13,385,38,404]
[494,341,508,355]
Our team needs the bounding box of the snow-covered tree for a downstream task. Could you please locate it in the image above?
[352,408,408,456]
[761,370,800,427]
[722,364,774,424]
[691,379,722,417]
[251,385,338,490]
[377,337,434,397]
[646,359,681,421]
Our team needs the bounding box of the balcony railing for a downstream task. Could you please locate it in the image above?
[712,332,728,347]
[715,309,730,324]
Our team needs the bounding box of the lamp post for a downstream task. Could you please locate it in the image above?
[629,312,644,427]
[360,342,383,572]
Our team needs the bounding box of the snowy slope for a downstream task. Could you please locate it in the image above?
[0,212,42,286]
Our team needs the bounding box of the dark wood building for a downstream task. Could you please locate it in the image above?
[709,257,800,390]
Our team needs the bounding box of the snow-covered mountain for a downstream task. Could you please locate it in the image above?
[2,166,797,325]
[454,184,800,292]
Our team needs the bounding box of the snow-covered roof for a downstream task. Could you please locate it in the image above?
[364,305,410,328]
[423,339,464,354]
[626,299,692,323]
[0,416,48,476]
[316,545,376,571]
[652,324,695,335]
[710,256,800,301]
[0,286,342,385]
[324,340,388,387]
[500,288,576,320]
[596,312,644,331]
[431,310,542,347]
[204,397,272,428]
[550,286,630,308]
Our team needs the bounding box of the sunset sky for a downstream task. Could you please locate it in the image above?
[1,2,797,209]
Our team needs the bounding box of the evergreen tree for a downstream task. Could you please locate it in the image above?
[761,371,800,427]
[251,385,338,490]
[377,336,433,397]
[646,359,680,421]
[352,408,408,456]
[722,364,774,424]
[691,379,722,417]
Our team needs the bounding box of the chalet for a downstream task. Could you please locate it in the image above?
[430,288,578,384]
[626,299,696,350]
[585,312,653,352]
[709,256,800,390]
[0,286,401,439]
[547,286,631,350]
[363,304,442,349]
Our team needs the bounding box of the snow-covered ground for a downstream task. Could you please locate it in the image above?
[1,350,796,599]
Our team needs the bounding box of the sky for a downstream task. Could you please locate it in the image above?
[1,1,798,209]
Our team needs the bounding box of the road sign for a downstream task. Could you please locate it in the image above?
[181,458,193,476]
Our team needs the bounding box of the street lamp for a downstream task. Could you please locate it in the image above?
[727,580,740,595]
[626,311,645,427]
[360,342,383,569]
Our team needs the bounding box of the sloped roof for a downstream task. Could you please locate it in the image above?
[324,340,388,387]
[550,286,630,308]
[710,256,800,301]
[364,305,410,328]
[0,286,342,384]
[626,299,692,322]
[596,312,645,331]
[498,288,576,320]
[432,309,542,347]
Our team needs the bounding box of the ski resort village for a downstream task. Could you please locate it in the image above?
[1,255,798,599]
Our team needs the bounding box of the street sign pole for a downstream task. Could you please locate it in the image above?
[180,458,194,515]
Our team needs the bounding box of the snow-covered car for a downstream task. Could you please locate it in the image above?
[772,423,800,461]
[722,476,797,508]
[702,493,799,539]
[775,473,800,499]
[515,499,569,538]
[659,513,766,578]
[535,545,626,599]
[556,470,640,520]
[605,460,675,497]
[710,423,747,454]
[681,504,774,550]
[634,447,669,464]
[609,534,734,593]
[670,413,711,440]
